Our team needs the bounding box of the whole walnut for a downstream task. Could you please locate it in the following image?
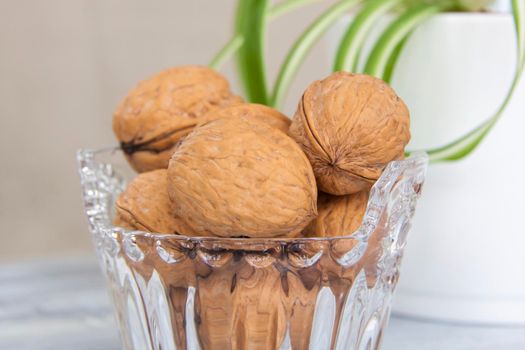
[167,116,317,238]
[201,103,291,133]
[289,72,410,195]
[113,169,195,235]
[303,191,368,237]
[113,65,242,173]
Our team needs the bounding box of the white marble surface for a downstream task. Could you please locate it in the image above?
[1,257,524,350]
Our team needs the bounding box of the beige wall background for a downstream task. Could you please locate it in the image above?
[0,0,335,261]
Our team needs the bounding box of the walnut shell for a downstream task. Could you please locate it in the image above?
[201,103,291,133]
[167,116,317,238]
[303,191,368,238]
[195,263,287,350]
[113,169,195,235]
[113,65,242,173]
[289,72,410,195]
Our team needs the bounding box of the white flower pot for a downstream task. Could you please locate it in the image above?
[330,12,525,324]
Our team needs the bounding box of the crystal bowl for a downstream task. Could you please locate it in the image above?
[77,148,427,350]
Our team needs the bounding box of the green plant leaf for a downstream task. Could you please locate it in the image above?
[209,0,318,71]
[364,2,450,78]
[514,0,525,66]
[269,0,322,18]
[423,0,525,162]
[234,0,270,104]
[270,0,361,108]
[333,0,402,73]
[209,36,244,70]
[382,34,410,83]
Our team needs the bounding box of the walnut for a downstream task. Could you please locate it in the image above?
[195,263,287,350]
[167,116,317,238]
[289,72,410,195]
[303,191,368,237]
[113,169,195,235]
[201,103,291,133]
[113,65,242,173]
[361,222,388,287]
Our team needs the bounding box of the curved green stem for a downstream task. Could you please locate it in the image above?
[422,0,525,162]
[425,72,522,161]
[364,2,451,78]
[270,0,361,108]
[234,0,270,104]
[514,0,525,65]
[210,0,319,71]
[333,0,403,73]
[269,0,321,18]
[209,36,244,70]
[382,34,410,84]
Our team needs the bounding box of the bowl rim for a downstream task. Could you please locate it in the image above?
[78,147,428,244]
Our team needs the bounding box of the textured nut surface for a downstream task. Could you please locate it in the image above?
[289,72,410,195]
[167,116,317,238]
[113,65,242,173]
[113,169,195,235]
[195,263,287,350]
[201,103,291,133]
[304,191,368,237]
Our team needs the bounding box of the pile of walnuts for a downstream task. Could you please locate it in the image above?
[113,66,410,239]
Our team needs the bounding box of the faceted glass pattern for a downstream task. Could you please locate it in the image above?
[77,148,427,350]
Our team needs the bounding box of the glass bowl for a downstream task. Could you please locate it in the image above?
[77,148,427,350]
